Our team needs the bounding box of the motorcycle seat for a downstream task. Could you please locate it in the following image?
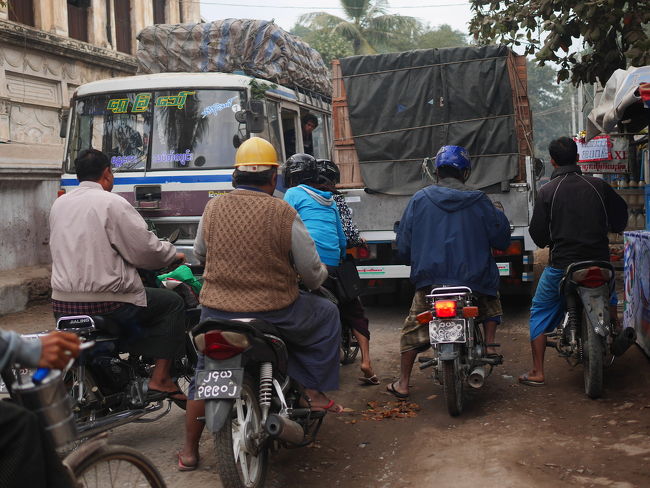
[56,314,122,337]
[193,317,283,340]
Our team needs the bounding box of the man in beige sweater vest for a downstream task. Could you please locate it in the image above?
[178,137,341,470]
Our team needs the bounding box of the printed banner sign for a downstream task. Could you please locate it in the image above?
[577,136,628,173]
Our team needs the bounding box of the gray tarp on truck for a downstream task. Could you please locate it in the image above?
[137,19,332,97]
[340,45,519,195]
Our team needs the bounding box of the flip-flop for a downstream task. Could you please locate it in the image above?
[358,375,380,386]
[177,452,198,472]
[518,373,545,387]
[386,381,409,399]
[309,399,344,413]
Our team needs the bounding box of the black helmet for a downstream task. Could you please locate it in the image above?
[283,153,318,188]
[316,159,340,186]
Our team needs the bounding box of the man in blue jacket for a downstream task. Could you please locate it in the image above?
[387,145,511,399]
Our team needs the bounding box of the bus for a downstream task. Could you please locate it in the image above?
[61,72,333,262]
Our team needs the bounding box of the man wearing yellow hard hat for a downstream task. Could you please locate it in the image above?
[178,137,342,469]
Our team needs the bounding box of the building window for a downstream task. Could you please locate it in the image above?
[67,0,89,42]
[115,0,133,54]
[153,0,166,24]
[8,0,35,27]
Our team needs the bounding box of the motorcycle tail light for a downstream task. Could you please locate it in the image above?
[462,306,479,318]
[357,246,371,259]
[434,300,457,318]
[416,310,433,324]
[573,267,611,288]
[195,330,250,360]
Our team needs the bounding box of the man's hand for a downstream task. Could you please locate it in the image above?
[175,252,186,264]
[38,332,81,369]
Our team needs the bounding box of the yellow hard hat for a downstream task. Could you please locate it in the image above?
[234,137,279,172]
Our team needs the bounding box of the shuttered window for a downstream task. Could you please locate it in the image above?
[114,0,132,54]
[67,1,89,42]
[8,0,35,27]
[153,0,165,24]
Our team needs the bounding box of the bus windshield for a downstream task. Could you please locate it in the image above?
[65,89,244,173]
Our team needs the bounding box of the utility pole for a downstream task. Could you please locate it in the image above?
[571,91,576,136]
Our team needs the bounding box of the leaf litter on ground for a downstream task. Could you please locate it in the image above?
[340,400,421,422]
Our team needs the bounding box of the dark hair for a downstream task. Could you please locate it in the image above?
[75,149,111,181]
[302,113,318,128]
[232,167,277,187]
[548,137,578,166]
[437,165,464,181]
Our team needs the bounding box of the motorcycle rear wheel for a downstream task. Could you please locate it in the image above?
[442,359,463,417]
[582,310,604,399]
[70,444,166,488]
[214,375,268,488]
[340,326,360,365]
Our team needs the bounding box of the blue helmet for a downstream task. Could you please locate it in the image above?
[434,145,471,171]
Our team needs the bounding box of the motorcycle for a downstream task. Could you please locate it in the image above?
[417,286,502,416]
[1,267,200,439]
[547,260,636,399]
[192,317,328,488]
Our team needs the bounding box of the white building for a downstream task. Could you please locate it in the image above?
[0,1,200,313]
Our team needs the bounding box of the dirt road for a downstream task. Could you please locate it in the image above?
[2,297,649,487]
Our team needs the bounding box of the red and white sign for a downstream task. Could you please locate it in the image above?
[577,136,628,173]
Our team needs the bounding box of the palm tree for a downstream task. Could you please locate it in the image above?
[298,0,422,55]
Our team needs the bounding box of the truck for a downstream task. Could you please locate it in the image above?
[331,45,539,297]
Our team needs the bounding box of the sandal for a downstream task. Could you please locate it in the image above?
[386,381,409,399]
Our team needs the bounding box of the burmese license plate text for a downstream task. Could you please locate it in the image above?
[195,368,244,400]
[429,319,466,344]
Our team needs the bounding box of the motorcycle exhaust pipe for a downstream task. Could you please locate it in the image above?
[265,414,305,445]
[468,366,486,389]
[611,327,637,357]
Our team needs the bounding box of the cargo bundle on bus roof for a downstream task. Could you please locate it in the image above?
[136,19,332,98]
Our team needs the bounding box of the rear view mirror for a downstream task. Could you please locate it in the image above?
[234,101,266,134]
[59,109,69,138]
[534,158,545,180]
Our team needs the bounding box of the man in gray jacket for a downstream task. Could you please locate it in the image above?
[49,149,186,401]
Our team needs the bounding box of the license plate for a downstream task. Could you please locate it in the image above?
[194,368,244,400]
[429,319,467,344]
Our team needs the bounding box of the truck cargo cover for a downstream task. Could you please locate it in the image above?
[340,46,519,194]
[137,19,332,97]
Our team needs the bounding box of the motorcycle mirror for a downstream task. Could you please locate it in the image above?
[534,158,545,180]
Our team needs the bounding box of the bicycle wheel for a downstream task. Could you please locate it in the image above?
[71,444,166,488]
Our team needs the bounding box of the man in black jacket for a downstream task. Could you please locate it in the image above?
[519,137,628,387]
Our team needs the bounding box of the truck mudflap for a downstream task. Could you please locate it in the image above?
[577,285,611,337]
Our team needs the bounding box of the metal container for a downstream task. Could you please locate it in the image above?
[12,370,77,448]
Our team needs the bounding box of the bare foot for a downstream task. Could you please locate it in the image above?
[303,389,344,412]
[360,362,375,379]
[148,380,188,401]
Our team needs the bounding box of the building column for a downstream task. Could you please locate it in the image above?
[179,0,200,23]
[34,0,69,36]
[89,0,110,48]
[0,3,7,20]
[168,0,181,24]
[131,0,153,53]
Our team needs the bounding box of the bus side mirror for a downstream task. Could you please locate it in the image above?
[235,101,265,134]
[59,109,69,138]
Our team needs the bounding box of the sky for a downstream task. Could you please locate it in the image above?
[199,0,474,34]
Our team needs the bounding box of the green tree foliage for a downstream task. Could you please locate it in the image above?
[468,0,650,86]
[527,60,574,156]
[298,0,422,55]
[296,28,355,65]
[418,24,468,49]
